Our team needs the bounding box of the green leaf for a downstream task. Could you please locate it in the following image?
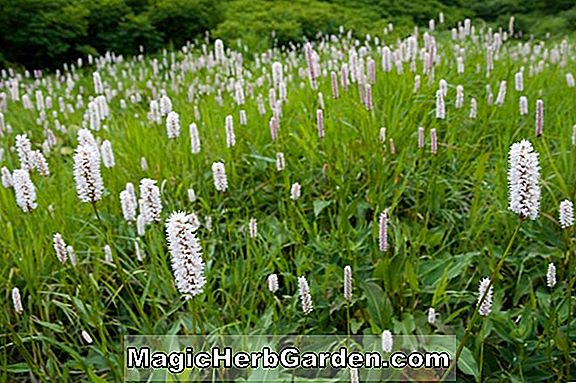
[362,282,393,330]
[458,346,479,378]
[313,200,332,217]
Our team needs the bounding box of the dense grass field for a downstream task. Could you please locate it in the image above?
[1,16,576,382]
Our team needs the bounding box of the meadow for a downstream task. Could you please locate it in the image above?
[1,16,576,382]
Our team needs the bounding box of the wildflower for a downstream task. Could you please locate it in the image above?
[381,330,393,353]
[519,96,528,116]
[138,178,162,224]
[546,262,557,288]
[508,140,541,220]
[535,99,544,137]
[12,168,37,212]
[269,116,278,141]
[100,140,115,168]
[455,85,464,109]
[53,233,68,264]
[559,200,574,229]
[350,367,359,383]
[418,127,425,149]
[298,276,313,315]
[276,152,285,171]
[430,129,438,154]
[12,287,23,314]
[120,183,137,222]
[67,245,77,266]
[248,218,258,239]
[165,211,206,298]
[190,123,201,154]
[81,330,93,344]
[104,245,113,263]
[427,307,436,325]
[268,274,279,293]
[290,182,301,200]
[344,265,352,302]
[166,111,180,139]
[495,81,506,105]
[15,134,34,171]
[317,109,324,139]
[469,98,477,119]
[73,145,103,203]
[477,277,493,316]
[225,115,235,147]
[212,162,228,192]
[514,71,524,91]
[2,166,12,188]
[435,90,445,119]
[331,71,339,99]
[379,210,388,252]
[188,188,196,202]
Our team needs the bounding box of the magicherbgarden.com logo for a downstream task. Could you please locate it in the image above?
[123,335,456,382]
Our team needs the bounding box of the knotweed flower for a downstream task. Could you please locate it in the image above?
[134,240,143,262]
[136,214,145,236]
[239,110,247,126]
[495,81,507,105]
[455,85,464,109]
[166,111,180,139]
[276,152,285,171]
[15,134,34,171]
[350,367,359,383]
[316,109,324,139]
[73,145,103,203]
[93,72,103,94]
[535,99,544,137]
[159,94,172,116]
[566,73,575,88]
[519,96,528,116]
[331,71,339,99]
[508,140,541,220]
[428,307,436,325]
[81,330,93,344]
[120,183,137,222]
[2,166,12,188]
[514,71,524,91]
[457,57,464,74]
[104,245,113,263]
[546,262,557,288]
[379,210,388,252]
[298,276,313,315]
[189,123,201,154]
[165,211,206,298]
[100,140,115,168]
[13,168,37,212]
[379,128,386,143]
[413,75,421,93]
[431,129,438,154]
[12,287,23,314]
[469,98,477,119]
[67,245,77,266]
[225,115,235,147]
[269,116,278,141]
[268,274,279,293]
[249,218,258,238]
[53,233,68,264]
[318,92,325,109]
[477,277,493,316]
[381,330,393,353]
[418,127,425,149]
[559,200,574,229]
[344,265,352,301]
[33,151,49,176]
[435,90,445,119]
[139,178,162,224]
[188,188,196,202]
[290,182,301,200]
[212,162,228,192]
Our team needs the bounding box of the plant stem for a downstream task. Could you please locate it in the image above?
[441,223,521,381]
[478,320,485,383]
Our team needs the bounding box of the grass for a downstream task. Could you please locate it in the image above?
[1,19,576,382]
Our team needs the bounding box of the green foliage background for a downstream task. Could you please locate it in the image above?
[1,0,576,69]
